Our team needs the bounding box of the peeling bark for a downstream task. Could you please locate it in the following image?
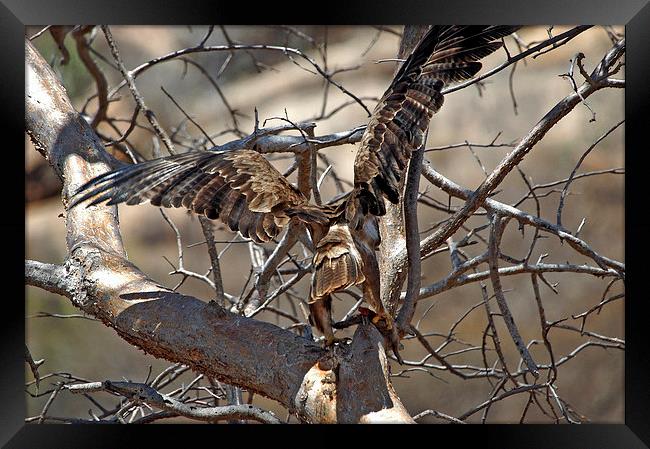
[25,36,413,423]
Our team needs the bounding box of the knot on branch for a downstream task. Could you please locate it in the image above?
[64,244,101,308]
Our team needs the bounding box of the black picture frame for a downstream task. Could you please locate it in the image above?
[6,0,649,447]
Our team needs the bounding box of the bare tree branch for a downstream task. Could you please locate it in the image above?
[420,161,624,275]
[25,36,412,424]
[66,381,282,424]
[101,25,177,155]
[487,214,539,377]
[26,25,625,425]
[396,143,425,333]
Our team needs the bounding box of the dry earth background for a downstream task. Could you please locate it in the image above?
[25,25,624,423]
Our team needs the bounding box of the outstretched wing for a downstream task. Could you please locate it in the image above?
[70,149,329,243]
[352,25,521,217]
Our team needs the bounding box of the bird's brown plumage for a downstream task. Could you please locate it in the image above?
[70,149,330,243]
[71,25,521,355]
[309,224,366,344]
[349,26,521,226]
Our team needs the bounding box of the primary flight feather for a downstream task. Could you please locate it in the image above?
[71,25,521,358]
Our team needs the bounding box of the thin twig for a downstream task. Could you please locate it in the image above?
[66,381,281,424]
[487,214,539,376]
[101,25,176,155]
[557,119,624,227]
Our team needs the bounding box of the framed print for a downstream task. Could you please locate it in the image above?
[6,0,649,447]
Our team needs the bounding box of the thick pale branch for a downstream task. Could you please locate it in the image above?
[25,37,411,424]
[336,325,415,423]
[214,125,365,154]
[25,260,70,297]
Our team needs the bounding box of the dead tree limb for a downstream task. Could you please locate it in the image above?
[382,36,626,305]
[24,37,412,424]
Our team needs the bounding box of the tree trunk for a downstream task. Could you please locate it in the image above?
[25,30,415,423]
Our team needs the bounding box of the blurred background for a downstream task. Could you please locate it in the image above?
[25,25,624,423]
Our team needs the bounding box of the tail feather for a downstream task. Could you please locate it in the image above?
[309,224,366,343]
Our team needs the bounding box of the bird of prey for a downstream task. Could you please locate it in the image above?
[71,25,520,360]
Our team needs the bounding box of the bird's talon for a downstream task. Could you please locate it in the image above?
[323,336,351,348]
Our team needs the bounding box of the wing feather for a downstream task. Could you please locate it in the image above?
[70,149,325,243]
[352,25,520,219]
